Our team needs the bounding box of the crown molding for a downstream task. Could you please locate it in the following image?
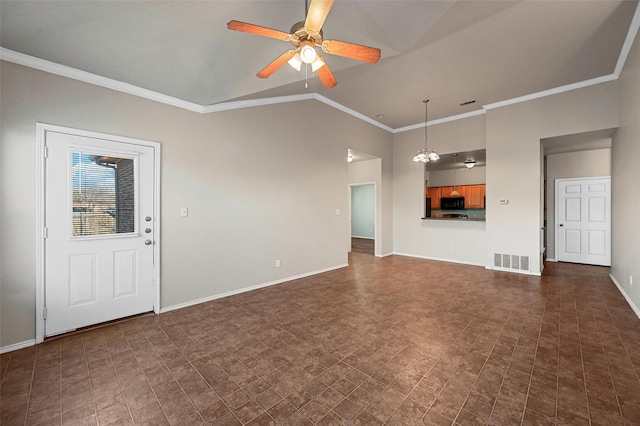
[202,93,315,113]
[482,74,618,112]
[0,48,205,113]
[2,0,639,137]
[393,109,486,134]
[614,0,640,77]
[200,92,394,133]
[313,94,394,132]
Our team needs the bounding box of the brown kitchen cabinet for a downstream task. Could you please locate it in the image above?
[463,184,486,208]
[426,187,441,209]
[440,186,455,197]
[427,184,486,209]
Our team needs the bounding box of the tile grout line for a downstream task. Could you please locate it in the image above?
[100,327,136,425]
[22,345,39,426]
[576,274,597,425]
[82,333,101,426]
[485,292,533,426]
[152,318,222,424]
[520,278,553,426]
[450,300,520,425]
[592,272,637,424]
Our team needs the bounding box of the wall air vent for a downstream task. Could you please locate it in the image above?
[494,253,530,273]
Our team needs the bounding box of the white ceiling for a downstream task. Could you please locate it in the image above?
[1,0,637,128]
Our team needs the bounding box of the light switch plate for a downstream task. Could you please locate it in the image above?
[180,207,188,217]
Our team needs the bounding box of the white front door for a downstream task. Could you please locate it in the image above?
[556,177,611,266]
[44,129,157,336]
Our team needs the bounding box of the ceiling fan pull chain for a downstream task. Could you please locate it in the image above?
[305,64,309,89]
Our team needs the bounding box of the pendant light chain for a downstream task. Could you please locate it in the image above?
[412,99,440,163]
[424,99,429,149]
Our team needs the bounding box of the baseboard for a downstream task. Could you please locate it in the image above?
[160,263,349,314]
[609,273,640,319]
[0,339,36,354]
[546,258,558,262]
[486,266,542,276]
[377,252,394,258]
[352,236,375,240]
[393,252,485,268]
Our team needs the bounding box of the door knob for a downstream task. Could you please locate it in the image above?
[145,240,152,245]
[559,224,564,227]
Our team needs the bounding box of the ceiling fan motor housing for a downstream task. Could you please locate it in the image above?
[290,21,323,47]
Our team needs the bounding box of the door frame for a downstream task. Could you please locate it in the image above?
[35,123,161,344]
[554,176,611,266]
[348,182,377,255]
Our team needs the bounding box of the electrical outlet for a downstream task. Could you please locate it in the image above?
[276,260,281,267]
[450,245,456,251]
[180,207,188,217]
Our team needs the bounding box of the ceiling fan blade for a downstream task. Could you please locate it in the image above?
[227,20,291,41]
[257,50,297,79]
[305,0,334,33]
[322,39,381,64]
[315,54,337,88]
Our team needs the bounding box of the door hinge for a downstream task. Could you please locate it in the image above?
[43,146,49,158]
[43,227,48,239]
[43,307,47,320]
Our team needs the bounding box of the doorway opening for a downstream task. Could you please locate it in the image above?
[347,149,381,256]
[542,128,614,266]
[350,184,375,255]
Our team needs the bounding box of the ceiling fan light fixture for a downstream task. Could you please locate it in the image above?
[464,159,476,168]
[311,56,325,72]
[300,41,317,64]
[287,52,303,71]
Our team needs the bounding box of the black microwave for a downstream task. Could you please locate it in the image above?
[441,197,465,210]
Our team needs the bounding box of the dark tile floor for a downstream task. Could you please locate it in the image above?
[2,254,640,425]
[351,238,374,256]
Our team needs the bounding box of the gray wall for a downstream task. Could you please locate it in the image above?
[484,82,619,274]
[612,33,640,315]
[546,148,611,260]
[428,165,486,187]
[0,61,393,348]
[393,82,619,272]
[3,38,640,349]
[393,115,488,266]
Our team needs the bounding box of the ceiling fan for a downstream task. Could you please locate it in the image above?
[227,0,381,88]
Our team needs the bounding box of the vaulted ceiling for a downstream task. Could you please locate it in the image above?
[1,0,637,128]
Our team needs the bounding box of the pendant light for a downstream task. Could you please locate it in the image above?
[450,153,461,196]
[412,99,440,163]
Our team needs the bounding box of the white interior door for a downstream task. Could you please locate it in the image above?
[556,177,611,266]
[44,130,156,336]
